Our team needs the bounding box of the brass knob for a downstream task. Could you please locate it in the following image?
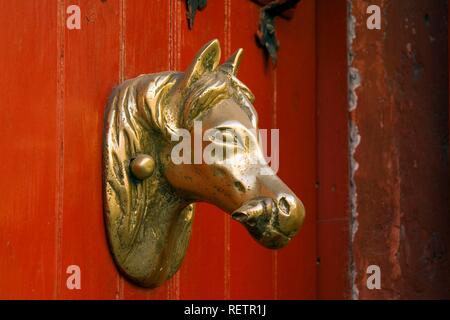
[130,154,155,180]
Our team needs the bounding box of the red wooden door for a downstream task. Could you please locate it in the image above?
[0,0,343,299]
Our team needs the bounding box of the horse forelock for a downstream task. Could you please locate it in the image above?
[180,70,256,130]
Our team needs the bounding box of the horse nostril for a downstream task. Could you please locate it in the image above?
[276,195,304,237]
[278,197,291,215]
[231,211,248,223]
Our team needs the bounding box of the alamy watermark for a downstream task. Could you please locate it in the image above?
[66,5,81,30]
[366,265,381,290]
[66,265,81,290]
[170,121,279,176]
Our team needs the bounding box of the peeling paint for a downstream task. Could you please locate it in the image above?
[347,0,360,301]
[349,121,360,300]
[348,0,449,299]
[348,68,361,112]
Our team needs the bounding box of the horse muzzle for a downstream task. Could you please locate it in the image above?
[231,193,305,249]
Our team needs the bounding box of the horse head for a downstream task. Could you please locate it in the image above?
[103,39,305,287]
[162,40,305,249]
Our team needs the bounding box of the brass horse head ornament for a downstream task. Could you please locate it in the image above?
[103,39,305,288]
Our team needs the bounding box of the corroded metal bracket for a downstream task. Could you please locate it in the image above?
[185,0,301,63]
[103,39,305,288]
[254,0,301,63]
[186,0,207,29]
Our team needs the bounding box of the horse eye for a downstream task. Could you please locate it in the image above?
[215,129,245,149]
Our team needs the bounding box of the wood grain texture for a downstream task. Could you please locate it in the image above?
[276,0,317,299]
[0,0,58,299]
[59,0,121,299]
[316,0,349,299]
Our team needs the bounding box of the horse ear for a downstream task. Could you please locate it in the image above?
[220,48,243,76]
[183,39,221,88]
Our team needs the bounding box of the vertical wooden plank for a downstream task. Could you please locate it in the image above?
[276,0,317,299]
[0,0,58,299]
[175,0,228,300]
[229,0,276,299]
[121,0,171,300]
[59,0,121,299]
[316,0,349,299]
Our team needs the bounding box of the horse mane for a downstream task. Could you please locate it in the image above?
[103,66,256,285]
[104,72,183,267]
[108,69,255,141]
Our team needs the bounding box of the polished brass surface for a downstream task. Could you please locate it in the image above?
[130,154,155,180]
[103,39,305,288]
